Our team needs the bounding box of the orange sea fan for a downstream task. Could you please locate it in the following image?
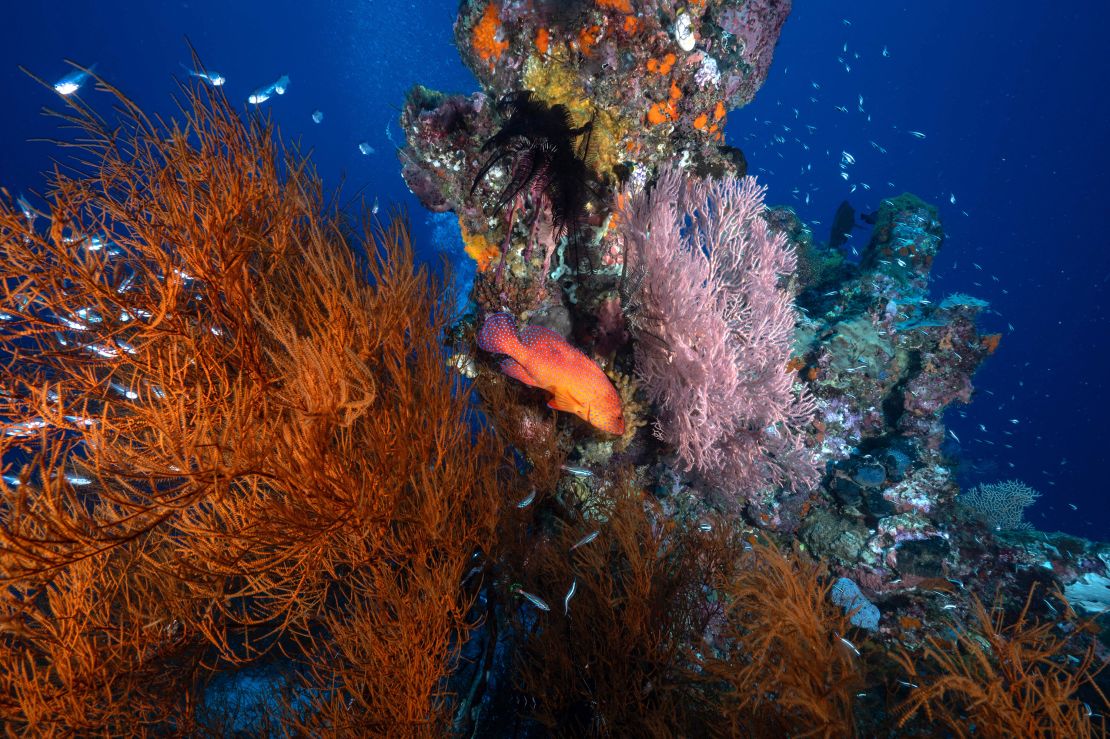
[893,586,1108,738]
[701,541,862,738]
[0,69,505,733]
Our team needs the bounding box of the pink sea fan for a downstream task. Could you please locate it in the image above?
[619,164,819,502]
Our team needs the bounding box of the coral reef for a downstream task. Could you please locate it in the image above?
[2,1,1107,735]
[407,3,1108,735]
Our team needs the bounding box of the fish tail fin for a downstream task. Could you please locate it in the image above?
[477,312,521,357]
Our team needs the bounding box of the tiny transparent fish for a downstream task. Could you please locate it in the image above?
[837,635,860,656]
[516,489,536,508]
[248,74,290,105]
[53,63,96,96]
[908,130,927,139]
[312,110,324,124]
[358,142,375,155]
[16,193,39,222]
[179,63,225,86]
[570,530,599,551]
[563,579,577,614]
[515,588,550,611]
[560,464,594,478]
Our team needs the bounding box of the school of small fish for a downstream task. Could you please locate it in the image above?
[47,60,388,168]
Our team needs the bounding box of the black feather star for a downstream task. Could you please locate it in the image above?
[470,91,599,279]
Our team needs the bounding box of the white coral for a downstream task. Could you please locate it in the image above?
[1064,572,1110,615]
[674,13,696,52]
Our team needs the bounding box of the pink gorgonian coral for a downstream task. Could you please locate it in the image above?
[618,163,819,502]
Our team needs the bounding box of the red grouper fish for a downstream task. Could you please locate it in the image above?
[477,312,625,435]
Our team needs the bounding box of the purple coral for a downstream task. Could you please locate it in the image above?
[718,0,793,106]
[619,164,819,502]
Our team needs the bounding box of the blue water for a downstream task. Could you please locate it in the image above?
[0,1,1105,539]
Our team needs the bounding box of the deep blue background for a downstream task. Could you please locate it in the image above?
[0,2,1105,539]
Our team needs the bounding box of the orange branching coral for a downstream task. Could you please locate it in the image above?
[0,532,202,734]
[0,75,504,733]
[508,478,739,735]
[893,587,1108,738]
[701,541,863,738]
[473,371,567,494]
[472,2,509,65]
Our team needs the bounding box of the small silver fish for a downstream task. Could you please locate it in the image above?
[248,74,290,105]
[515,588,550,611]
[16,193,40,222]
[570,530,599,551]
[312,110,324,124]
[516,489,536,508]
[907,130,927,139]
[53,63,96,96]
[837,635,860,656]
[564,579,577,614]
[179,63,225,86]
[560,465,594,478]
